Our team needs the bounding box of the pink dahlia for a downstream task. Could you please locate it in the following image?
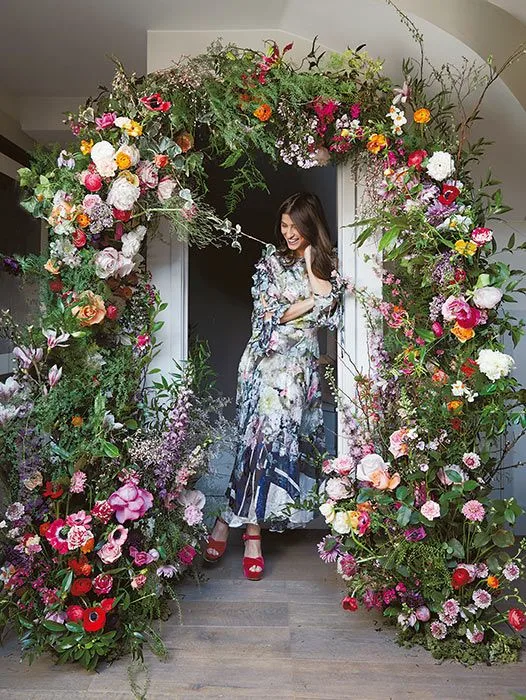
[472,589,492,609]
[462,500,486,522]
[108,480,153,523]
[466,626,485,644]
[430,621,447,639]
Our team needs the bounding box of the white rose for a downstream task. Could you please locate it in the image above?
[356,453,389,482]
[325,478,349,501]
[91,141,117,177]
[116,144,140,167]
[157,176,177,202]
[332,511,352,534]
[319,502,335,524]
[476,349,515,381]
[121,225,147,259]
[107,176,140,211]
[472,286,503,310]
[426,151,455,181]
[93,247,134,279]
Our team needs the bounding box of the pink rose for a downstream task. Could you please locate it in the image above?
[470,227,493,246]
[131,574,147,590]
[98,541,122,564]
[108,481,154,523]
[441,295,469,322]
[420,500,440,521]
[129,546,157,566]
[136,160,159,189]
[157,176,177,202]
[92,573,113,595]
[178,544,197,565]
[95,112,117,130]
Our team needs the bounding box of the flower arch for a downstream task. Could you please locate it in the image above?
[1,25,525,669]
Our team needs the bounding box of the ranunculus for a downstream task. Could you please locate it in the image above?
[415,606,430,622]
[470,227,493,246]
[356,453,390,481]
[451,567,471,590]
[71,290,106,326]
[420,500,440,521]
[136,160,159,189]
[82,170,103,193]
[71,577,92,596]
[72,229,87,248]
[472,286,503,310]
[98,541,122,564]
[476,349,515,381]
[508,608,526,631]
[157,176,177,201]
[108,480,154,523]
[66,605,84,622]
[154,154,169,168]
[106,175,140,211]
[325,478,350,501]
[388,428,409,459]
[341,596,358,611]
[441,295,469,322]
[93,247,135,279]
[451,323,474,343]
[426,151,455,181]
[407,149,427,169]
[90,141,117,177]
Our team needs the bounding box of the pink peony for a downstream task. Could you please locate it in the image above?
[108,481,153,523]
[178,545,197,565]
[388,429,409,459]
[441,295,469,322]
[455,305,481,329]
[82,194,102,212]
[461,500,486,522]
[420,500,441,521]
[92,573,113,595]
[98,541,122,564]
[331,455,354,476]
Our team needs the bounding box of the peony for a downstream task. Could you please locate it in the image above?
[356,453,390,481]
[66,605,84,622]
[476,349,515,381]
[157,176,177,201]
[81,170,103,192]
[106,175,140,211]
[426,151,455,181]
[462,452,481,470]
[90,140,117,177]
[462,499,486,522]
[136,160,159,189]
[420,500,440,521]
[325,477,350,501]
[441,295,469,322]
[455,305,481,329]
[93,247,135,279]
[108,480,153,523]
[472,286,503,310]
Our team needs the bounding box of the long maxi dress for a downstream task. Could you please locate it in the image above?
[222,243,344,531]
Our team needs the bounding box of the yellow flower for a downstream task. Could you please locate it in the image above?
[44,259,61,275]
[447,399,463,412]
[367,133,388,154]
[487,575,500,589]
[340,128,350,138]
[80,139,93,155]
[119,170,140,187]
[454,240,478,257]
[115,152,131,170]
[347,510,360,531]
[126,120,143,137]
[451,323,475,343]
[414,108,431,124]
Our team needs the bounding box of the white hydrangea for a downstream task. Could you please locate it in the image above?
[426,151,455,181]
[476,348,515,381]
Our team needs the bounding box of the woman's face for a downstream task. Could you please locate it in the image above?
[280,213,308,255]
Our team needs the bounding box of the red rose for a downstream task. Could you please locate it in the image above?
[70,577,92,596]
[342,596,358,611]
[407,149,427,170]
[508,608,525,632]
[112,207,132,222]
[451,567,471,590]
[106,304,119,321]
[49,278,63,294]
[66,605,84,622]
[82,606,106,633]
[72,229,87,248]
[438,184,460,206]
[100,597,115,612]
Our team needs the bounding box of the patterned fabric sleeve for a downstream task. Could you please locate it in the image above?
[250,244,290,356]
[307,266,346,331]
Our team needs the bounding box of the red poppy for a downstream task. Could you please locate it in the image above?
[66,604,84,622]
[139,93,171,112]
[70,577,92,596]
[438,184,460,206]
[82,606,107,633]
[43,481,64,499]
[461,359,478,378]
[100,597,115,612]
[451,567,471,590]
[508,608,525,632]
[407,149,427,170]
[68,554,92,577]
[341,596,358,611]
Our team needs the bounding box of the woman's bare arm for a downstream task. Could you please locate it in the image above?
[304,245,332,297]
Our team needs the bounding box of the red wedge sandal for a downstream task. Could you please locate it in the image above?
[242,533,264,581]
[203,519,228,563]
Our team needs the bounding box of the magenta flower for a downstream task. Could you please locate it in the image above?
[461,499,486,522]
[178,545,197,565]
[108,481,153,523]
[95,111,117,130]
[92,573,113,595]
[129,546,158,566]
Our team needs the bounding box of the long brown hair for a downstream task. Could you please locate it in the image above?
[275,192,335,280]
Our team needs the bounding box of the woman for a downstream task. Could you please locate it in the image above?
[204,192,344,580]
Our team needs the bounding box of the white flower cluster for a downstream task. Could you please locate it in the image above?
[386,104,407,135]
[476,349,515,381]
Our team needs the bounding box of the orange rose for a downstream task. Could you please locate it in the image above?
[71,290,106,327]
[447,400,463,412]
[175,132,194,152]
[253,104,272,121]
[369,468,401,491]
[71,415,84,427]
[451,323,474,343]
[367,133,388,154]
[487,575,500,589]
[115,152,131,169]
[414,108,431,124]
[76,212,90,228]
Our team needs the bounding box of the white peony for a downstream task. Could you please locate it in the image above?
[106,176,140,211]
[91,140,117,177]
[332,511,352,534]
[472,286,503,310]
[121,225,147,259]
[93,247,135,279]
[426,151,455,181]
[356,453,390,482]
[476,349,515,381]
[325,478,349,501]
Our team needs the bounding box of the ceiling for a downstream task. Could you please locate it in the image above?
[0,0,524,99]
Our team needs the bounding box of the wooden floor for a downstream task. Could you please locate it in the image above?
[0,530,524,699]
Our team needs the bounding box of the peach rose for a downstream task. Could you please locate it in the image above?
[451,323,474,343]
[369,468,401,491]
[71,291,106,326]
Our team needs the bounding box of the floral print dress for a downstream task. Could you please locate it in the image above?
[222,244,344,531]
